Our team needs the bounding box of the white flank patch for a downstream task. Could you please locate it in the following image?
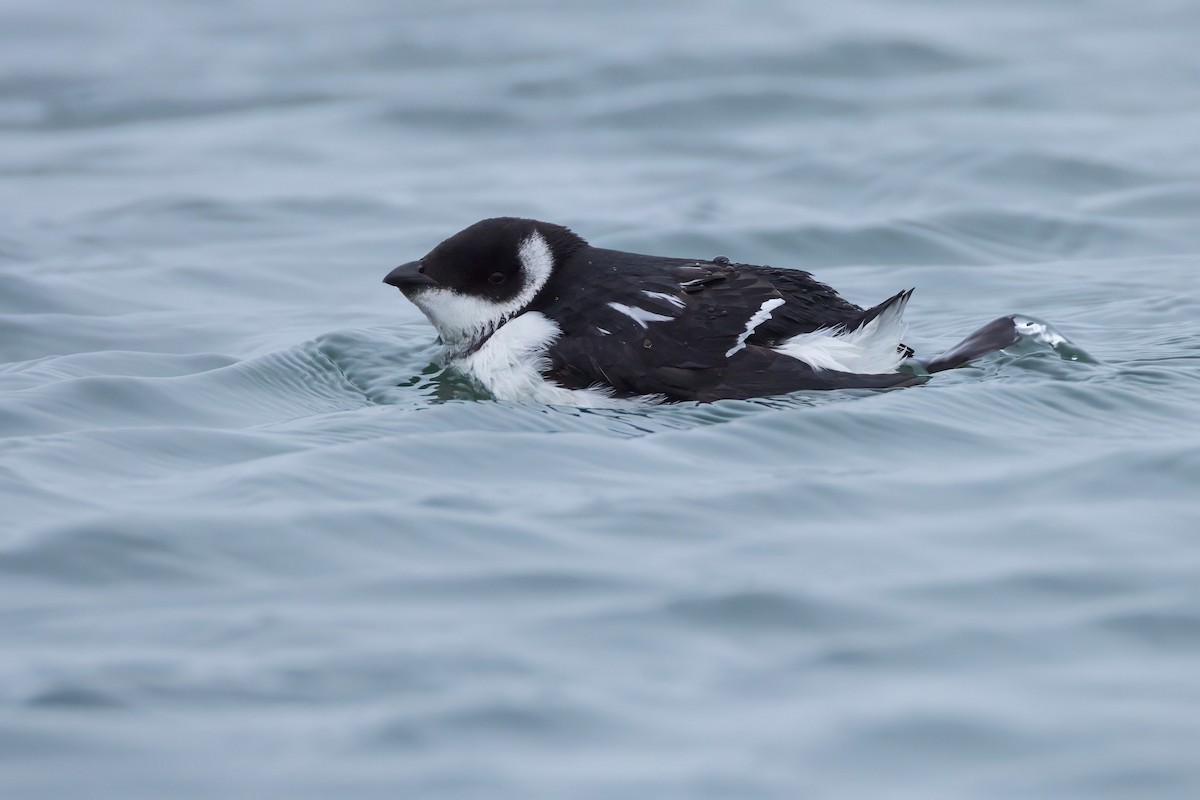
[775,294,910,373]
[607,302,675,328]
[641,290,686,309]
[726,298,785,357]
[411,230,556,353]
[455,312,653,407]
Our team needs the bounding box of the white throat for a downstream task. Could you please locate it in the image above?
[411,230,555,354]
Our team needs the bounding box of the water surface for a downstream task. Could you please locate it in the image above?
[3,0,1200,797]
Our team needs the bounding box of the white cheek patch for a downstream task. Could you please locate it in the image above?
[411,288,503,349]
[607,302,675,328]
[726,298,785,357]
[411,230,556,352]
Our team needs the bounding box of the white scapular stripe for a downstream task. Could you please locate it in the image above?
[641,290,686,309]
[726,298,785,357]
[607,302,675,328]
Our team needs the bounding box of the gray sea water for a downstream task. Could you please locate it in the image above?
[3,0,1200,797]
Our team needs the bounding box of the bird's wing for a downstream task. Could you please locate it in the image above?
[735,266,865,343]
[538,260,913,401]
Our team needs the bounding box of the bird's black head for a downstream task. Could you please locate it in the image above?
[384,218,586,349]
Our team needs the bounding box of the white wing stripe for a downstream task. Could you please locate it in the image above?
[725,298,785,357]
[607,302,675,328]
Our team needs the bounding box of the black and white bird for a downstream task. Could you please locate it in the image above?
[383,217,1019,405]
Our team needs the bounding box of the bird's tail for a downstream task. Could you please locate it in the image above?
[776,289,912,374]
[852,288,913,332]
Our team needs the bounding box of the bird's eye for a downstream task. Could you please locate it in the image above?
[488,272,506,285]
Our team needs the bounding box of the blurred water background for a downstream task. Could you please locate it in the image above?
[3,0,1200,797]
